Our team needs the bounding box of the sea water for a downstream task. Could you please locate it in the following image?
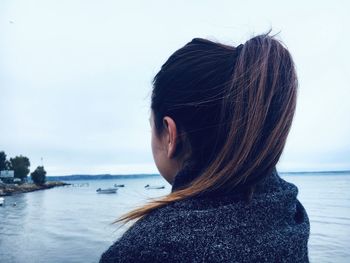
[0,172,349,263]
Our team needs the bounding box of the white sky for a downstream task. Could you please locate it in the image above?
[1,0,349,175]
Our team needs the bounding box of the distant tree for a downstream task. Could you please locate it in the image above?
[31,166,47,185]
[0,151,7,171]
[5,160,11,169]
[9,155,31,181]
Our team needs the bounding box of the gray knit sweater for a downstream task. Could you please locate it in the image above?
[100,168,310,262]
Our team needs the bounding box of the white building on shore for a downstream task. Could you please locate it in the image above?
[0,170,15,183]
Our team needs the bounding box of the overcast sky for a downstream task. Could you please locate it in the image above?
[1,0,349,175]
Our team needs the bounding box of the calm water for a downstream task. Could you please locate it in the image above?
[0,173,349,263]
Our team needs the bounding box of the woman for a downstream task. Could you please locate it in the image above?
[100,32,310,262]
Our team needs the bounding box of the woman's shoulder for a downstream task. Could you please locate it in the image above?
[99,205,191,263]
[100,197,244,263]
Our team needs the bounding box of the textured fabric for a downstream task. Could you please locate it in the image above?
[100,168,310,263]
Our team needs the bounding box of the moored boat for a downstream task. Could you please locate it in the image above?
[96,188,117,194]
[144,184,165,190]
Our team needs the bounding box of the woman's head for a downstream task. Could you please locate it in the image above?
[151,32,297,193]
[120,31,298,222]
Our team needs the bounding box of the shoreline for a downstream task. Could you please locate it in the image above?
[0,181,70,196]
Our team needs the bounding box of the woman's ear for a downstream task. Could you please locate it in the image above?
[163,116,178,158]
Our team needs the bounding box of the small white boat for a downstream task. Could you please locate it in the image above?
[144,184,165,190]
[0,197,4,206]
[96,188,117,194]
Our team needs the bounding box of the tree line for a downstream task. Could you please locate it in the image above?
[0,151,46,185]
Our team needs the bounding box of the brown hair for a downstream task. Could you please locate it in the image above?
[118,31,297,223]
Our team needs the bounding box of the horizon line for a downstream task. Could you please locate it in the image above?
[46,169,350,177]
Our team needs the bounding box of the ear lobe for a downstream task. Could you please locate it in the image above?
[163,116,178,158]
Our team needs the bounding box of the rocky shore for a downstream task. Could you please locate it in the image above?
[0,181,70,196]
